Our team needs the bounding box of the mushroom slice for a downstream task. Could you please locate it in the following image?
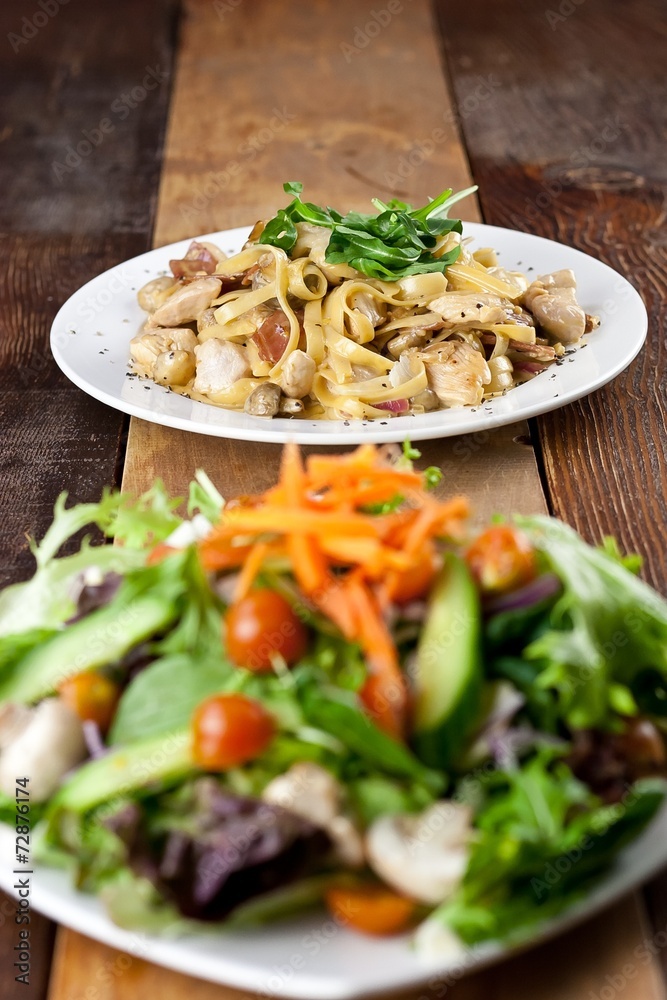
[244,382,282,417]
[262,762,364,867]
[365,802,472,904]
[0,699,86,803]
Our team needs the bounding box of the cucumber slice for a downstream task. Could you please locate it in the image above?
[0,593,179,704]
[412,553,483,768]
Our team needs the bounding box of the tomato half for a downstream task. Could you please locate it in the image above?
[465,524,536,594]
[192,693,275,770]
[59,672,120,733]
[225,588,309,672]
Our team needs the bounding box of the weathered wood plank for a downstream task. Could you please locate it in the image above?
[0,1,177,997]
[436,0,667,972]
[47,0,665,998]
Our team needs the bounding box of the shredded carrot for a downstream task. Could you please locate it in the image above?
[234,541,271,602]
[198,443,470,740]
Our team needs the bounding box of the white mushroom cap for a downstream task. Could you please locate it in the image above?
[365,801,472,905]
[0,698,87,803]
[262,762,364,867]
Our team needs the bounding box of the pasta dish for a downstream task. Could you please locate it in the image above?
[132,184,598,419]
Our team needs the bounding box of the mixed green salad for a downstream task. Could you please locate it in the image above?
[1,442,666,953]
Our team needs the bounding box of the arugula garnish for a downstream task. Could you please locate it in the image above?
[258,181,477,280]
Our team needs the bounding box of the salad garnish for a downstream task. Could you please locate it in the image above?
[0,443,665,954]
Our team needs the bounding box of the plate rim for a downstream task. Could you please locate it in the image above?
[1,799,667,999]
[49,223,648,446]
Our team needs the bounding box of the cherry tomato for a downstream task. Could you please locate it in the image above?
[59,672,120,733]
[192,693,275,770]
[465,525,536,594]
[225,588,309,672]
[325,885,416,936]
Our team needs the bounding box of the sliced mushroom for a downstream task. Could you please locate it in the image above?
[149,276,222,328]
[365,802,472,904]
[278,349,316,399]
[262,762,364,867]
[193,340,251,395]
[244,382,282,417]
[279,397,305,415]
[0,698,86,802]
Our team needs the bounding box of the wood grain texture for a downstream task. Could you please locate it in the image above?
[436,0,667,973]
[0,1,176,997]
[435,0,667,581]
[46,894,666,1000]
[48,1,655,1000]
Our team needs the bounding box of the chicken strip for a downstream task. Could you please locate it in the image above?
[428,292,509,328]
[149,276,222,328]
[522,269,587,344]
[418,340,491,407]
[193,339,251,395]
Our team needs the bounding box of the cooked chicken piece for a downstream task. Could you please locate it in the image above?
[149,276,222,328]
[129,328,198,376]
[137,275,176,313]
[153,350,196,386]
[244,382,282,417]
[487,266,529,294]
[387,327,431,358]
[428,292,508,327]
[522,269,587,344]
[0,699,86,802]
[263,762,364,867]
[350,292,386,328]
[418,341,491,408]
[278,349,316,398]
[193,340,251,395]
[197,308,217,334]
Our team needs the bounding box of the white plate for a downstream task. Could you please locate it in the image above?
[1,804,667,999]
[50,224,647,446]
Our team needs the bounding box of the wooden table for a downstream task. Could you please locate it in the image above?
[1,0,666,997]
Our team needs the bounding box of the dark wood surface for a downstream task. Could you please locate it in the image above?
[0,1,176,997]
[436,0,667,963]
[1,0,666,996]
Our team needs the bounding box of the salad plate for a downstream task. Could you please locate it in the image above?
[1,812,667,998]
[50,223,647,445]
[2,447,667,1000]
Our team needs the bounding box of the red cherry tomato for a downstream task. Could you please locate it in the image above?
[192,694,275,770]
[465,525,536,594]
[59,672,120,733]
[225,588,309,672]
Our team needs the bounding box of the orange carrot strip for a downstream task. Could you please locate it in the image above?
[233,541,270,602]
[212,508,382,538]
